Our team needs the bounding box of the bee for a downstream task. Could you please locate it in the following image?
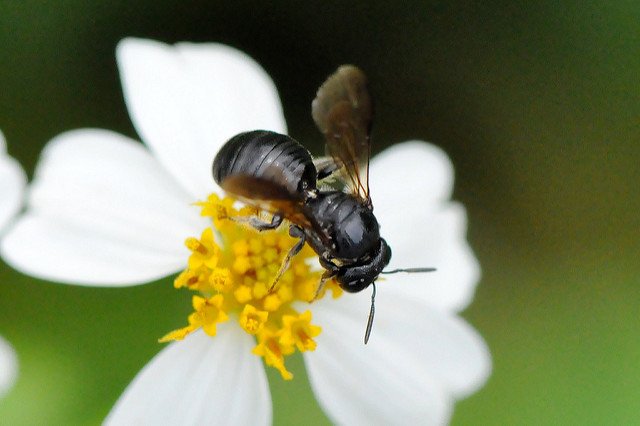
[212,65,434,343]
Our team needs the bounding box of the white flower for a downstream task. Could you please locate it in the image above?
[1,38,490,424]
[0,130,25,398]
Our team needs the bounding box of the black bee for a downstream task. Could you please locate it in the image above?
[212,65,433,343]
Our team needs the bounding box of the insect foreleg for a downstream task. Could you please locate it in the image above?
[313,269,336,301]
[268,225,306,293]
[231,212,284,231]
[312,254,339,301]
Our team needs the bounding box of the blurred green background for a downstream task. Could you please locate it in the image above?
[1,1,639,424]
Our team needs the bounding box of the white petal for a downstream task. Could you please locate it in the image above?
[370,142,479,311]
[0,131,26,233]
[105,326,271,426]
[0,335,18,398]
[379,203,480,312]
[1,129,207,286]
[370,141,454,207]
[117,38,287,199]
[304,294,491,425]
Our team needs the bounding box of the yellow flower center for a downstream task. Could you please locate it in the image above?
[161,194,343,379]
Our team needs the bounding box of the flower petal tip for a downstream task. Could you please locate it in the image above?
[373,140,455,202]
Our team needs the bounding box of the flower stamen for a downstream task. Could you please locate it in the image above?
[162,194,342,379]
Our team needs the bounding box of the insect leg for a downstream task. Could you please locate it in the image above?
[268,225,306,292]
[313,269,336,301]
[231,212,284,231]
[313,254,339,301]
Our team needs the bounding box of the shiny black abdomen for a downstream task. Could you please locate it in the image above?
[212,130,317,198]
[304,191,380,262]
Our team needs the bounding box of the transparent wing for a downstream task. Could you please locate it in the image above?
[219,174,310,227]
[311,65,373,206]
[312,156,347,193]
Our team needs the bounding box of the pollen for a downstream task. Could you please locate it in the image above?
[162,194,342,379]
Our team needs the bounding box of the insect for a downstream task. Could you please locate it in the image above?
[212,65,434,343]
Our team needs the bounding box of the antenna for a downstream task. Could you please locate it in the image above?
[381,267,436,274]
[364,268,436,344]
[364,283,376,344]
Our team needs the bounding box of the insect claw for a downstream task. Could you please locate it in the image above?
[312,281,326,301]
[313,271,335,301]
[267,280,280,294]
[268,225,306,294]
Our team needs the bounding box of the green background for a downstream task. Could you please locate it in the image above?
[1,1,639,424]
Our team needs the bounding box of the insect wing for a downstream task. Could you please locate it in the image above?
[219,174,311,227]
[312,65,373,206]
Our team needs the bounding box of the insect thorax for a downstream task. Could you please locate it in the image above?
[304,191,380,262]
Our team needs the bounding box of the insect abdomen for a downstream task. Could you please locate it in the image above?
[212,130,317,198]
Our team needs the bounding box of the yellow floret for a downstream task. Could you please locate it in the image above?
[253,328,295,380]
[162,193,340,380]
[240,305,269,335]
[280,310,322,352]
